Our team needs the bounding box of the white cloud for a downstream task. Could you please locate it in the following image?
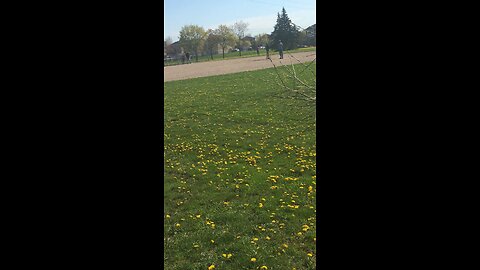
[290,10,316,28]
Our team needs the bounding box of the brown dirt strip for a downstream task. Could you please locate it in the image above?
[164,51,316,82]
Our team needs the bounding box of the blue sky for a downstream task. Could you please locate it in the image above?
[164,0,316,41]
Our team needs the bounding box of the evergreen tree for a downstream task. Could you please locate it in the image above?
[271,7,299,50]
[304,24,316,46]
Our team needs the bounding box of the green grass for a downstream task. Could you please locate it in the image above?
[164,46,317,66]
[164,63,316,270]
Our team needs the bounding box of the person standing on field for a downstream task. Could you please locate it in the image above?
[278,40,284,59]
[265,43,270,59]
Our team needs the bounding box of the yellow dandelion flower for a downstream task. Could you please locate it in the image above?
[260,266,268,270]
[208,264,215,270]
[211,240,215,243]
[251,258,257,262]
[265,236,271,240]
[282,244,289,248]
[307,253,313,257]
[166,214,171,219]
[259,203,263,208]
[175,223,181,228]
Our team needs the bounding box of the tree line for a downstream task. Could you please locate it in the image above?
[164,7,316,61]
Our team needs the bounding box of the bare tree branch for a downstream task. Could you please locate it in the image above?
[264,53,317,127]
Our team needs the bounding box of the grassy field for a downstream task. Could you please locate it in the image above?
[164,63,316,270]
[164,46,317,66]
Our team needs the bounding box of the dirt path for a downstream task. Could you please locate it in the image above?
[164,51,316,82]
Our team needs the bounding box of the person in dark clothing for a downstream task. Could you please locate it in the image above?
[278,40,284,59]
[256,46,260,55]
[265,43,270,59]
[185,52,191,64]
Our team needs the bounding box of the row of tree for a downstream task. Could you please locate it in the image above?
[167,21,265,61]
[164,7,315,61]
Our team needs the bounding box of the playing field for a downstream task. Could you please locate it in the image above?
[164,62,316,270]
[164,51,316,82]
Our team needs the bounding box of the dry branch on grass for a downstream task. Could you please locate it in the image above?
[262,51,317,124]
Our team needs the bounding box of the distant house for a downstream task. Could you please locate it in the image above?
[216,45,224,55]
[242,36,255,43]
[165,41,183,59]
[240,36,256,51]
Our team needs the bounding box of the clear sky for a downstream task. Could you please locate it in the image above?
[164,0,316,41]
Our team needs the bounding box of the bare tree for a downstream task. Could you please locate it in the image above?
[215,25,236,59]
[266,52,317,122]
[233,21,249,56]
[205,29,221,60]
[239,40,251,53]
[164,36,173,47]
[179,25,206,62]
[255,33,269,47]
